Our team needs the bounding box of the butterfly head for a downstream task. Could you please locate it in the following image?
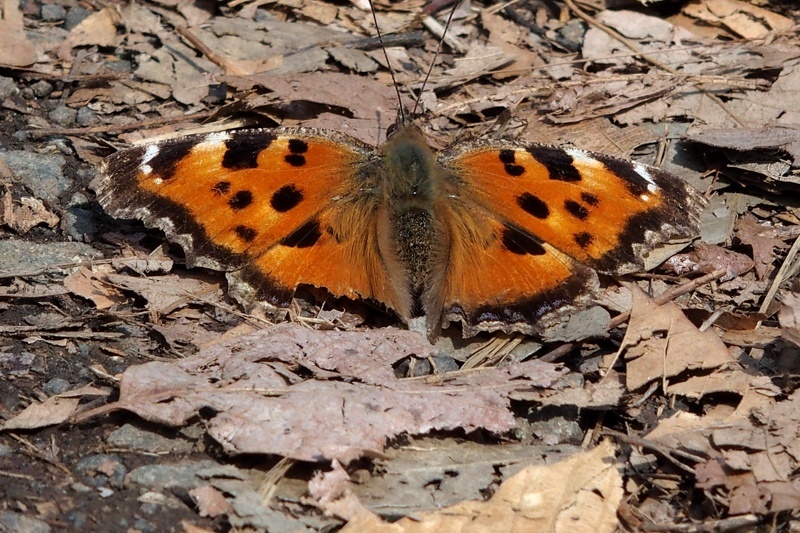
[381,121,441,205]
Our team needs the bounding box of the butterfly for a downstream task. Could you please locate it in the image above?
[94,116,705,340]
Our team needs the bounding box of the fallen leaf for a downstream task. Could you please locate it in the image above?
[778,292,800,347]
[622,285,734,392]
[97,324,565,462]
[331,440,622,533]
[0,0,37,66]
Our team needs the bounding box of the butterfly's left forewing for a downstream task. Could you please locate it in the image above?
[95,128,413,318]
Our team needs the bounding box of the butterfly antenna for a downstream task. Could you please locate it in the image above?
[411,0,460,117]
[369,0,406,124]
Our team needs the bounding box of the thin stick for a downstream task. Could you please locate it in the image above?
[369,0,405,123]
[412,1,461,117]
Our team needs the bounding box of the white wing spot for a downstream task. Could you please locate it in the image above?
[140,144,160,175]
[565,147,600,167]
[196,131,232,151]
[153,177,164,185]
[634,163,660,193]
[640,194,650,202]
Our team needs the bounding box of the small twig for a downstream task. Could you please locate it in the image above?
[601,429,705,474]
[27,110,216,138]
[640,513,763,532]
[758,233,800,315]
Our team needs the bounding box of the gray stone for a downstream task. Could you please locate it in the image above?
[127,460,220,490]
[62,207,97,242]
[40,3,66,21]
[64,6,90,31]
[75,454,127,489]
[229,491,313,532]
[0,76,18,99]
[76,106,99,125]
[0,512,52,533]
[30,80,53,98]
[107,424,194,455]
[0,151,69,203]
[0,239,101,273]
[43,377,71,396]
[0,351,36,377]
[48,105,77,127]
[0,443,12,457]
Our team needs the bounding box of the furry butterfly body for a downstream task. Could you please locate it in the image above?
[96,121,704,339]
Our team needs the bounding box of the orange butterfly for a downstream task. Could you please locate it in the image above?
[95,118,704,339]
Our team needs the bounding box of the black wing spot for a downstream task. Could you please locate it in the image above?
[271,185,303,212]
[234,225,257,242]
[288,139,309,154]
[501,225,546,256]
[280,220,322,248]
[564,199,589,220]
[499,149,516,164]
[581,192,600,206]
[517,193,549,219]
[212,181,231,195]
[530,147,582,182]
[284,139,309,166]
[228,190,253,210]
[145,143,193,181]
[592,152,650,197]
[498,149,524,176]
[284,154,306,167]
[574,232,593,248]
[222,134,275,170]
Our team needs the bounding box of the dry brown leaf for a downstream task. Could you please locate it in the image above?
[622,284,734,392]
[736,213,786,280]
[58,7,120,60]
[684,125,800,167]
[683,0,793,39]
[0,191,59,234]
[666,368,780,399]
[104,273,222,315]
[111,246,174,276]
[63,265,128,310]
[778,291,800,347]
[333,440,622,533]
[663,242,754,281]
[189,485,233,518]
[102,324,565,462]
[0,0,37,66]
[223,72,411,145]
[1,385,108,430]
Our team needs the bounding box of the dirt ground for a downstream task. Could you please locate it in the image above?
[2,0,800,531]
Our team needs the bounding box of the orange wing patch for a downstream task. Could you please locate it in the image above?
[441,143,704,275]
[426,201,598,337]
[96,129,410,317]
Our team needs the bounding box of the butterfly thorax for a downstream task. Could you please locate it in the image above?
[380,124,442,295]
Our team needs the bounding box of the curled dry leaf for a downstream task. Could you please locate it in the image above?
[0,191,59,235]
[105,324,566,462]
[63,265,127,310]
[778,292,800,347]
[663,242,754,281]
[1,385,109,430]
[332,440,623,533]
[736,213,786,280]
[621,285,733,392]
